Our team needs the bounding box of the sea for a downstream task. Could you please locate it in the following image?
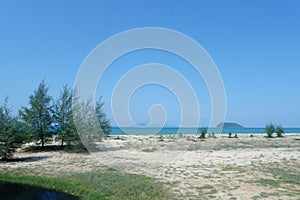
[111,127,300,135]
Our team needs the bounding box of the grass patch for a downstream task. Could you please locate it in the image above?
[251,165,300,198]
[198,184,214,190]
[257,178,280,187]
[267,168,300,185]
[222,165,246,173]
[0,171,170,200]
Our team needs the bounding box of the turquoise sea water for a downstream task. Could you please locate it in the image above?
[111,127,300,135]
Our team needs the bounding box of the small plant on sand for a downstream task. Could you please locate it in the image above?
[199,127,207,139]
[265,123,275,138]
[228,132,232,138]
[158,134,164,142]
[234,134,238,138]
[275,125,285,137]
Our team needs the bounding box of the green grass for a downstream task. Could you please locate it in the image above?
[252,166,300,198]
[267,168,300,185]
[0,171,170,200]
[257,178,280,187]
[221,165,246,173]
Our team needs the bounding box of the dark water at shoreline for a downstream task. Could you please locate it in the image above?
[0,182,78,200]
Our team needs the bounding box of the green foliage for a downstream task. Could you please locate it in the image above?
[199,127,207,139]
[275,125,285,137]
[257,178,280,187]
[19,80,53,147]
[54,85,78,147]
[267,167,300,185]
[228,132,232,138]
[72,97,105,151]
[73,171,170,199]
[0,97,26,160]
[0,171,170,200]
[265,122,275,138]
[158,134,164,141]
[95,98,111,136]
[1,82,111,153]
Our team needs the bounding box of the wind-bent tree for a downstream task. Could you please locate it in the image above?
[265,122,275,138]
[20,80,53,148]
[95,98,111,136]
[54,85,77,148]
[0,97,25,160]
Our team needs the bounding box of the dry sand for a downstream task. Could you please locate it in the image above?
[1,133,300,199]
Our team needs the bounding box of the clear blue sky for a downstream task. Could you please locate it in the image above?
[1,0,299,127]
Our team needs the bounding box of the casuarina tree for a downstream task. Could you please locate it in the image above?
[0,97,25,160]
[54,85,77,148]
[20,80,53,148]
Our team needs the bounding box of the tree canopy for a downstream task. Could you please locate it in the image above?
[20,80,53,148]
[0,97,25,160]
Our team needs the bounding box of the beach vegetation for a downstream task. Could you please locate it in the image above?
[199,127,207,139]
[95,98,111,136]
[275,125,285,137]
[54,85,77,148]
[158,134,164,141]
[265,123,275,138]
[71,97,106,151]
[0,170,170,200]
[1,80,111,153]
[0,97,26,160]
[19,80,53,148]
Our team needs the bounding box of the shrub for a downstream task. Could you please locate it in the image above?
[265,123,275,138]
[158,135,164,142]
[228,132,232,138]
[275,125,285,137]
[199,127,207,139]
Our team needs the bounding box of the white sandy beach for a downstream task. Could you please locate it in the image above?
[1,133,300,199]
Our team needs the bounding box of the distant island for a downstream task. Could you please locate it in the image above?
[216,122,244,128]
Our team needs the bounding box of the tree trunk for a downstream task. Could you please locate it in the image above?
[41,128,44,148]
